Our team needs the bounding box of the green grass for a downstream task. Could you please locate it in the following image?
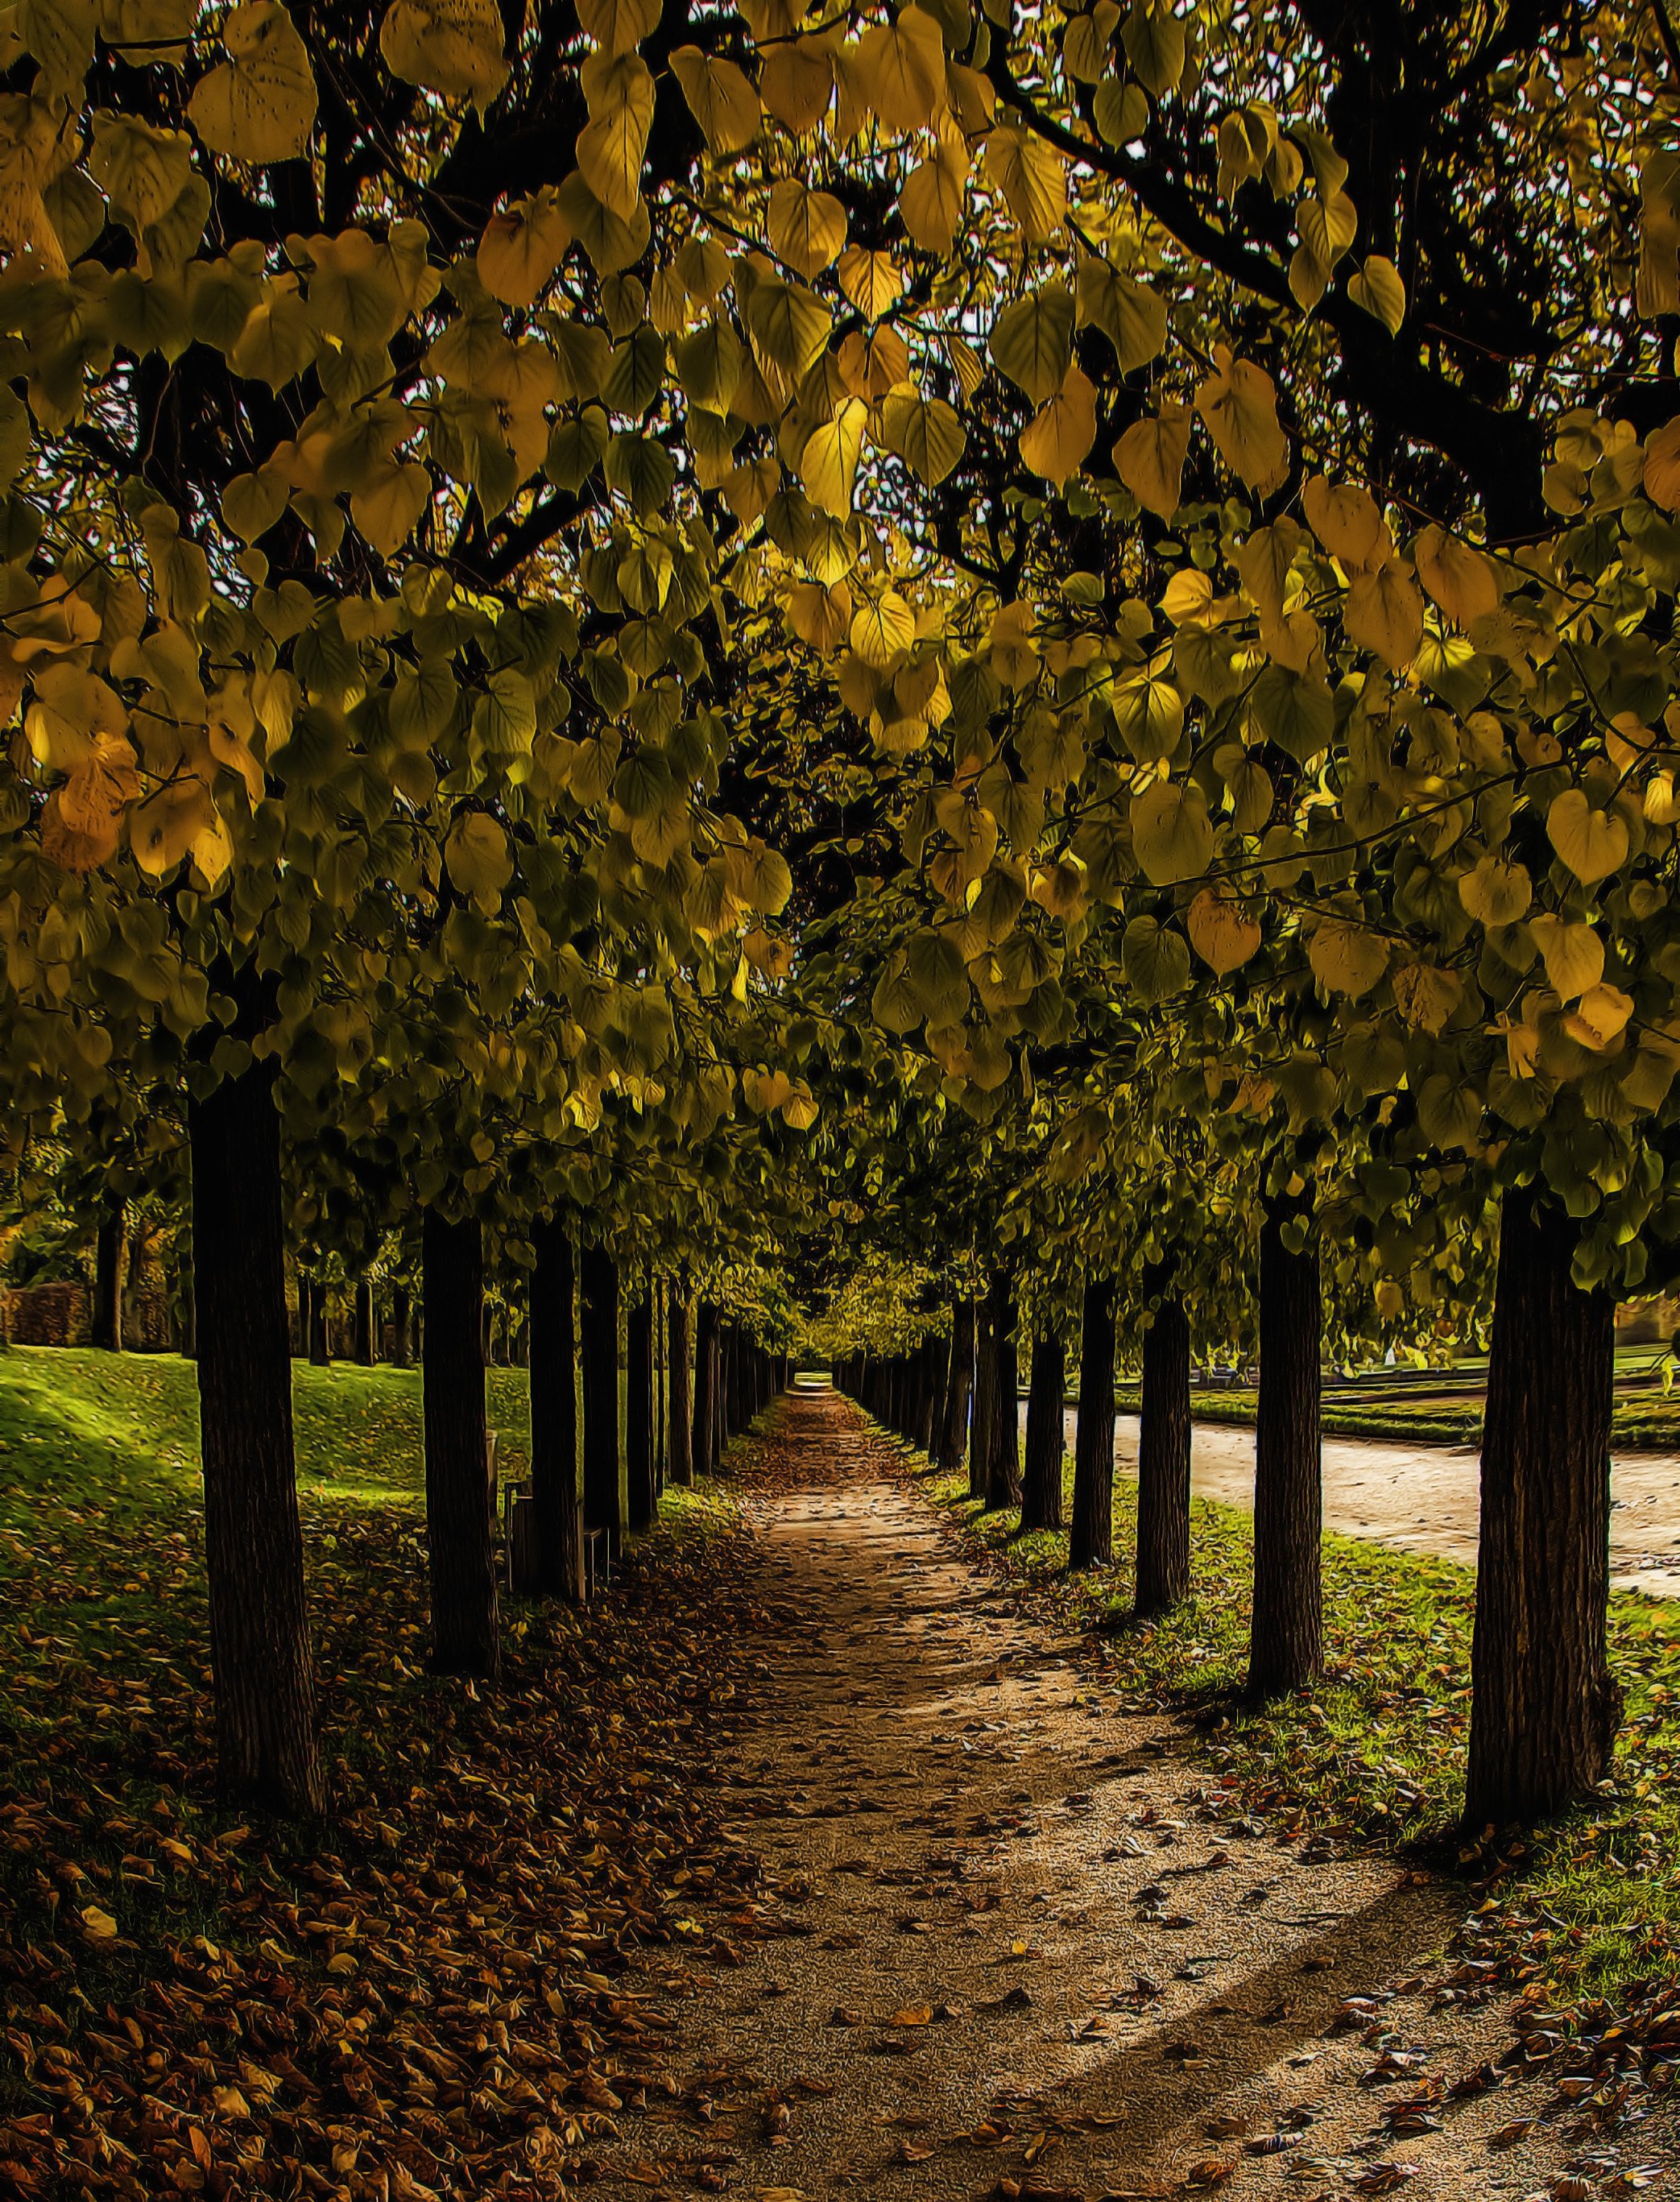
[0,1344,755,2196]
[0,1343,714,1767]
[1100,1384,1680,1450]
[914,1451,1680,2009]
[0,1343,734,1977]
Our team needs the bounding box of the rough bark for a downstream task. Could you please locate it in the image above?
[579,1243,622,1553]
[627,1285,656,1533]
[693,1299,718,1477]
[1249,1191,1323,1696]
[1136,1289,1192,1616]
[188,1062,323,1815]
[668,1290,693,1485]
[970,1291,995,1500]
[1070,1278,1116,1570]
[938,1298,975,1474]
[987,1276,1020,1509]
[528,1218,581,1601]
[654,1277,666,1496]
[421,1209,499,1680]
[93,1204,126,1351]
[1465,1187,1621,1827]
[1020,1322,1066,1531]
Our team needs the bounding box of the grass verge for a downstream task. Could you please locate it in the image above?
[911,1452,1680,2014]
[0,1344,755,2198]
[1106,1385,1680,1450]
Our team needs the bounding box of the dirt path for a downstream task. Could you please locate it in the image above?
[595,1389,1668,2200]
[1024,1405,1680,1600]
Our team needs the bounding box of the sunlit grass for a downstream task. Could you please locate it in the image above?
[911,1447,1680,2005]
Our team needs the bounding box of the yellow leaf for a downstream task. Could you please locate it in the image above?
[188,3,318,167]
[57,735,140,838]
[1456,853,1531,926]
[577,50,655,218]
[1564,982,1633,1051]
[787,577,852,653]
[1347,253,1405,333]
[898,130,968,254]
[837,245,902,321]
[800,398,867,516]
[191,807,234,888]
[1301,474,1384,569]
[80,1905,120,1943]
[670,47,761,152]
[477,188,573,306]
[445,809,514,904]
[1529,913,1605,1000]
[852,6,946,133]
[1112,406,1191,520]
[1018,363,1096,486]
[988,600,1040,685]
[759,35,835,130]
[990,284,1074,405]
[1546,789,1629,886]
[1186,888,1260,975]
[1344,561,1423,668]
[1194,347,1288,495]
[1131,779,1212,886]
[1121,0,1186,95]
[983,122,1067,241]
[880,387,965,485]
[1391,961,1462,1035]
[850,590,916,668]
[576,0,660,56]
[379,0,510,108]
[766,178,846,276]
[130,779,215,876]
[1307,912,1389,997]
[1074,259,1166,374]
[1642,416,1680,511]
[352,459,431,557]
[1413,524,1499,629]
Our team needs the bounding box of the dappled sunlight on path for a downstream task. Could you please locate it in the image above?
[592,1389,1666,2200]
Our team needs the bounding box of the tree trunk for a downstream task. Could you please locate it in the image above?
[627,1284,656,1533]
[176,1250,197,1359]
[970,1291,995,1499]
[1465,1187,1621,1827]
[307,1277,329,1366]
[122,1223,151,1351]
[1248,1190,1322,1696]
[421,1209,499,1680]
[391,1281,412,1368]
[93,1203,126,1351]
[987,1276,1020,1508]
[938,1298,974,1474]
[1070,1278,1115,1570]
[1136,1288,1192,1616]
[668,1290,693,1485]
[693,1298,718,1478]
[354,1279,374,1366]
[1021,1322,1065,1531]
[654,1277,666,1496]
[529,1218,581,1601]
[580,1242,622,1552]
[915,1332,942,1454]
[188,1062,323,1815]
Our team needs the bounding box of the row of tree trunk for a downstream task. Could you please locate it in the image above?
[186,1057,791,1818]
[831,1187,1617,1829]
